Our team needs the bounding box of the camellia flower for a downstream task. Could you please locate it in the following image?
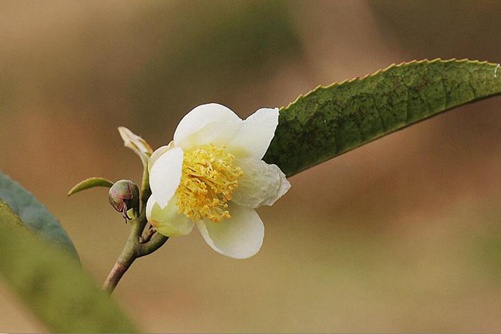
[146,103,290,259]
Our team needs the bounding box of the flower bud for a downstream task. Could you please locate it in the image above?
[108,180,140,222]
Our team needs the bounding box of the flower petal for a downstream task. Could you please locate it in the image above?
[174,103,242,149]
[232,158,291,208]
[148,142,174,172]
[147,195,194,237]
[177,120,243,151]
[227,107,279,159]
[149,146,184,208]
[196,205,264,259]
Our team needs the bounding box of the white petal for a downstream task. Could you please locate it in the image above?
[227,107,279,159]
[148,142,174,173]
[174,103,242,149]
[196,205,264,259]
[146,195,194,237]
[149,146,184,208]
[176,120,243,151]
[232,158,291,208]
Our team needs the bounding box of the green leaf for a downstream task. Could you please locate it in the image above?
[68,177,114,196]
[264,59,501,176]
[0,171,78,258]
[0,200,138,332]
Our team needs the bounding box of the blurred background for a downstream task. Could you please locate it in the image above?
[2,0,501,331]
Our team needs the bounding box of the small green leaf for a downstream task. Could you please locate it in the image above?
[264,59,501,176]
[0,200,138,332]
[0,171,78,258]
[68,177,114,196]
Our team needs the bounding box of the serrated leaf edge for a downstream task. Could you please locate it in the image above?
[281,58,499,110]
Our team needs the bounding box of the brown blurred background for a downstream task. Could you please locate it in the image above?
[2,0,501,331]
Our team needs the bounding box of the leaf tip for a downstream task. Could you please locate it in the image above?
[68,177,114,197]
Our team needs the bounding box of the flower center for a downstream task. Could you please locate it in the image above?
[176,144,243,223]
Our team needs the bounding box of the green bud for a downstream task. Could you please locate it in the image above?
[108,180,140,223]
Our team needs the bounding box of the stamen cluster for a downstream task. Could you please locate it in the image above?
[176,144,243,222]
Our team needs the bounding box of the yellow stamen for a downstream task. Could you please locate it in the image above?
[176,144,243,223]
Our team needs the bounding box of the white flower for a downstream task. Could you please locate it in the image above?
[146,103,290,259]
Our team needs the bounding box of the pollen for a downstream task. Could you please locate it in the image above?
[176,144,243,223]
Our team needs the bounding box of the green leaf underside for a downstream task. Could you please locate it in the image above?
[0,171,78,259]
[67,177,114,196]
[264,59,501,176]
[0,200,137,332]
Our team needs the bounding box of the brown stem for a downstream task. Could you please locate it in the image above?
[103,159,165,294]
[102,214,144,294]
[103,261,134,294]
[102,208,170,294]
[139,225,156,243]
